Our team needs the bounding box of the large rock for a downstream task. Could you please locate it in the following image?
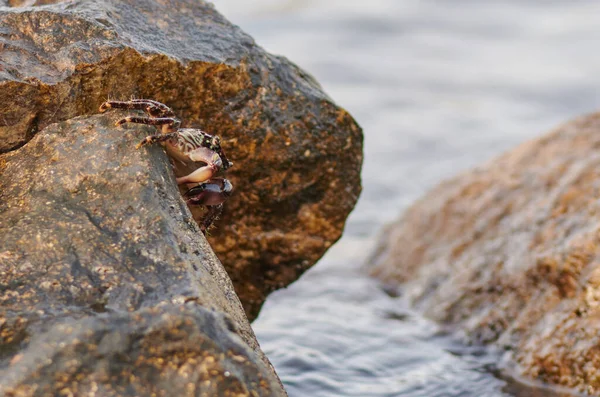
[0,0,363,319]
[0,114,286,396]
[369,113,600,395]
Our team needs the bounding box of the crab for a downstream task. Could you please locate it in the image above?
[99,99,233,234]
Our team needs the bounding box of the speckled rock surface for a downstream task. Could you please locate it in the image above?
[369,113,600,395]
[1,305,280,397]
[0,0,363,320]
[0,115,286,396]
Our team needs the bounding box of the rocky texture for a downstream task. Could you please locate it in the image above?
[0,114,286,396]
[369,112,600,395]
[0,0,363,319]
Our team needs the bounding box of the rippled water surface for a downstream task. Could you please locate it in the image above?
[212,1,600,396]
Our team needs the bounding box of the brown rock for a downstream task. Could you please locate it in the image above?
[369,112,600,395]
[0,114,286,396]
[0,0,363,319]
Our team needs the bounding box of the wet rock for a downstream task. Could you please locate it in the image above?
[0,0,363,319]
[0,115,286,396]
[369,113,600,395]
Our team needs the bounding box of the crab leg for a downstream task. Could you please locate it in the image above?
[199,204,224,234]
[116,116,181,133]
[135,132,178,149]
[129,99,175,116]
[99,100,175,117]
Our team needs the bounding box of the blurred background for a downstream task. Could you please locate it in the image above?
[212,1,600,396]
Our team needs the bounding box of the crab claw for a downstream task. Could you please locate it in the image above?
[99,102,112,113]
[184,178,233,206]
[176,147,223,185]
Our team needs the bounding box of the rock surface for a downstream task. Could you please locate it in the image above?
[0,114,286,396]
[0,0,363,319]
[369,112,600,395]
